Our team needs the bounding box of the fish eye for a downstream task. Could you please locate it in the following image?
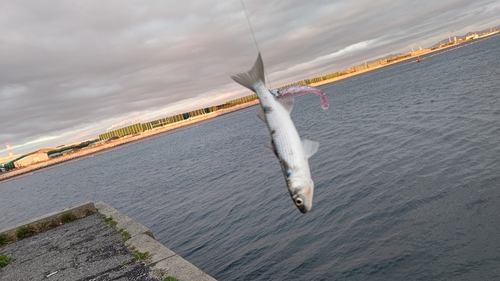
[295,198,304,206]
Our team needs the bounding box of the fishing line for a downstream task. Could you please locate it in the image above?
[240,0,272,89]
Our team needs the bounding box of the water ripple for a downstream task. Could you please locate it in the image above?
[1,35,500,280]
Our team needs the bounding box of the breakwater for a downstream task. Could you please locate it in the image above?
[0,202,216,281]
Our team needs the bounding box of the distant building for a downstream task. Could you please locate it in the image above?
[14,153,49,168]
[49,152,63,158]
[0,154,23,171]
[466,34,479,40]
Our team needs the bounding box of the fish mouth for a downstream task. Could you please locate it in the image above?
[297,206,308,214]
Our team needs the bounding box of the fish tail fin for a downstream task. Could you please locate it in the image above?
[231,53,265,91]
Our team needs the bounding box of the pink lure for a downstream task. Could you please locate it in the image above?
[276,85,329,109]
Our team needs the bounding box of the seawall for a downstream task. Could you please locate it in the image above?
[0,202,216,281]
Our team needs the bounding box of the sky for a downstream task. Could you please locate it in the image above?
[1,0,500,155]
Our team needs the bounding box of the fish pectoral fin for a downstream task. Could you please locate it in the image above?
[264,141,278,157]
[257,108,266,122]
[278,98,294,114]
[301,139,319,158]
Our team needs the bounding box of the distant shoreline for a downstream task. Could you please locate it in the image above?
[309,32,499,87]
[2,34,497,183]
[309,44,449,87]
[0,100,259,183]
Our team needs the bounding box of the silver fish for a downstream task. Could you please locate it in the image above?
[231,53,320,213]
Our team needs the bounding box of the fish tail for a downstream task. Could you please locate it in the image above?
[231,53,265,91]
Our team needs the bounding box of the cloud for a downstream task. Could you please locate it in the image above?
[1,0,500,154]
[106,112,143,132]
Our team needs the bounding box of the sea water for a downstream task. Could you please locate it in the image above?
[1,34,499,280]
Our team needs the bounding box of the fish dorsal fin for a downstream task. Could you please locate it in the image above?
[264,141,274,150]
[301,139,319,158]
[278,98,294,114]
[264,141,278,157]
[257,108,266,122]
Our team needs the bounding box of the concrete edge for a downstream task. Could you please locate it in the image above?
[0,201,96,241]
[95,201,154,239]
[95,201,217,281]
[127,234,217,281]
[0,201,216,281]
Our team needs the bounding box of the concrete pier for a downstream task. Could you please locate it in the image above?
[0,202,216,281]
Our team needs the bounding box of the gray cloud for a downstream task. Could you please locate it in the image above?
[1,0,499,154]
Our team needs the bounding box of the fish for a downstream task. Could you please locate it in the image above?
[231,53,325,213]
